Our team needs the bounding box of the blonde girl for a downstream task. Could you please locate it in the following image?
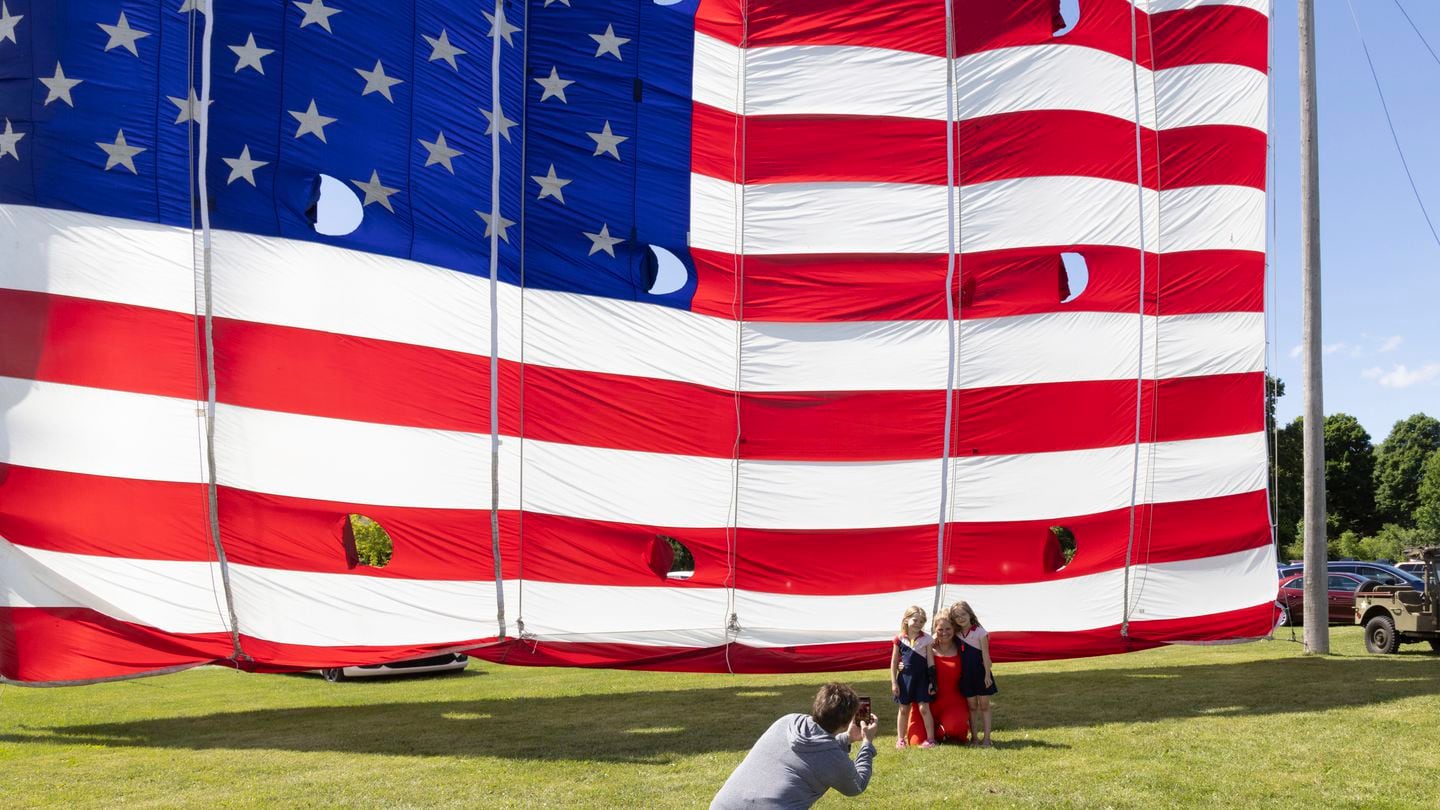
[889,605,937,749]
[949,600,996,747]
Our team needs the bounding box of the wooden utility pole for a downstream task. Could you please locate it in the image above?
[1298,0,1329,653]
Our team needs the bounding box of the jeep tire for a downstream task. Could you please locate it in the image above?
[1364,614,1399,655]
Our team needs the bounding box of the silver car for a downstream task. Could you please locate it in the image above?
[319,653,469,682]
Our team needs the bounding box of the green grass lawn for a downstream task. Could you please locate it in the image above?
[3,627,1437,808]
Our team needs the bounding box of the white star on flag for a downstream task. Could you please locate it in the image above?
[99,12,150,57]
[356,60,404,102]
[583,223,624,257]
[483,8,521,46]
[424,29,466,70]
[289,99,337,141]
[0,117,24,161]
[293,0,341,33]
[97,130,145,173]
[482,108,518,142]
[589,24,629,60]
[0,2,23,45]
[535,67,574,103]
[40,62,82,107]
[419,132,463,173]
[229,34,274,74]
[531,164,572,204]
[477,210,516,243]
[586,121,628,160]
[167,88,211,124]
[352,171,400,212]
[222,145,268,186]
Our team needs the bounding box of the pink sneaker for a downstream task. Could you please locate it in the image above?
[918,740,937,749]
[894,740,907,750]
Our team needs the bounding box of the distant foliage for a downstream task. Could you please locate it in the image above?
[1336,524,1424,563]
[1274,416,1303,552]
[1322,414,1378,537]
[661,534,694,574]
[1415,450,1440,544]
[1373,414,1440,527]
[1271,406,1439,562]
[350,514,394,568]
[1050,526,1077,565]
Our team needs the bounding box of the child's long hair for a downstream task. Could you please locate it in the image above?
[899,605,927,636]
[948,600,981,631]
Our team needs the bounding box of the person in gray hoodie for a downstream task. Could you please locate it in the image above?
[711,682,878,809]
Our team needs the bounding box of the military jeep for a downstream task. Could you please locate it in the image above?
[1353,547,1440,655]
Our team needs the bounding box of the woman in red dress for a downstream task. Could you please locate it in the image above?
[907,614,970,744]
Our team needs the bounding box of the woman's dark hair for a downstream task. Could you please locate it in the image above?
[811,682,860,733]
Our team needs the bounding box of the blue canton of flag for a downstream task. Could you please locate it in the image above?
[0,0,699,308]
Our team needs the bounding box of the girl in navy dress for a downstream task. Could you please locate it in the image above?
[889,605,937,749]
[950,600,997,747]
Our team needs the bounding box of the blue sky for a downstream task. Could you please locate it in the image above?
[1267,0,1440,442]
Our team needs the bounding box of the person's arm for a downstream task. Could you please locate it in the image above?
[926,644,937,695]
[829,715,877,797]
[980,633,994,687]
[890,638,901,698]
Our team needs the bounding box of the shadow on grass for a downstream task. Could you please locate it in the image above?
[4,655,1437,763]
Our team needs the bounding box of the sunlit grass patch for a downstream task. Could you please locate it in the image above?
[2,628,1438,808]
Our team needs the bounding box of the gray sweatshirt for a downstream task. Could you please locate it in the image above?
[710,713,875,809]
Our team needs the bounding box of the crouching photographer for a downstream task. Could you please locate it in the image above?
[711,682,878,809]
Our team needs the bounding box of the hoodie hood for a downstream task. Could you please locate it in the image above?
[784,714,844,753]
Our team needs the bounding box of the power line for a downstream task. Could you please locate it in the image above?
[1345,0,1440,252]
[1392,0,1440,68]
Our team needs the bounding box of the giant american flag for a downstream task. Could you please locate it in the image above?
[0,0,1274,684]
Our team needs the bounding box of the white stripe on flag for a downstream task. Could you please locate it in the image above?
[689,176,1265,256]
[3,375,1264,525]
[2,537,1275,647]
[693,36,1266,131]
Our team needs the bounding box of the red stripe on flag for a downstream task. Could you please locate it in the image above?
[0,464,208,561]
[0,288,197,399]
[0,607,230,683]
[502,490,1272,593]
[4,462,1267,593]
[695,0,1266,72]
[692,106,1265,190]
[4,292,1262,461]
[691,247,1264,322]
[0,600,1274,684]
[211,322,1266,461]
[0,606,491,682]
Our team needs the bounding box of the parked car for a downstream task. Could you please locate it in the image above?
[1277,572,1369,625]
[318,652,469,682]
[1397,561,1425,577]
[1276,561,1422,590]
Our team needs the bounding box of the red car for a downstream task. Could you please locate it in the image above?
[1277,572,1368,625]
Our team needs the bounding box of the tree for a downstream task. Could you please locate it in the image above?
[1415,449,1440,544]
[1266,375,1285,543]
[1372,413,1440,527]
[1323,414,1378,537]
[1265,374,1285,438]
[1273,416,1304,553]
[1341,524,1425,562]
